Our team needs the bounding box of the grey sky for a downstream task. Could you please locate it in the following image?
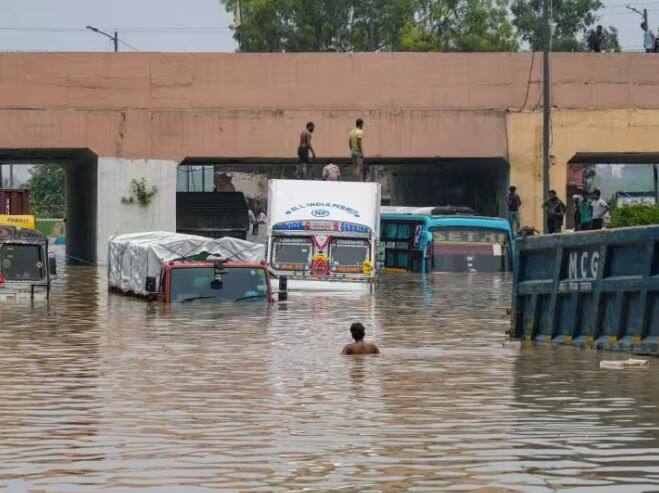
[0,0,653,53]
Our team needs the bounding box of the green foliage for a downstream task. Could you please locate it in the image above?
[222,0,517,52]
[122,178,159,206]
[608,203,659,228]
[25,165,65,218]
[511,0,618,52]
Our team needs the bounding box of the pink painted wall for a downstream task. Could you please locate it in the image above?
[0,52,658,161]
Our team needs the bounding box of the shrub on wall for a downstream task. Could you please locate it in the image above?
[608,203,659,228]
[121,178,158,206]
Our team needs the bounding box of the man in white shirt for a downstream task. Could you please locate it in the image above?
[642,22,655,52]
[322,162,341,181]
[591,189,610,230]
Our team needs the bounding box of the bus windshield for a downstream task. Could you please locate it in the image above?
[0,244,45,281]
[329,239,369,273]
[271,237,313,271]
[170,266,268,303]
[432,228,510,272]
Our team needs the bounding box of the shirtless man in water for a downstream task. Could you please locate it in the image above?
[341,322,380,355]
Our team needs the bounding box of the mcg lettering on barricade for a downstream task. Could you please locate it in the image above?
[559,247,601,293]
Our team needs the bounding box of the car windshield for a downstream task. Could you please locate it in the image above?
[272,237,313,271]
[0,244,45,281]
[169,266,269,303]
[432,227,511,272]
[329,239,369,273]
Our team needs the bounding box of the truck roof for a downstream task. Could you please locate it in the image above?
[267,179,381,235]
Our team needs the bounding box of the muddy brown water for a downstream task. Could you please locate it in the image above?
[0,263,658,492]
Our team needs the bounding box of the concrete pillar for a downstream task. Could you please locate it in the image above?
[96,157,177,264]
[65,156,98,264]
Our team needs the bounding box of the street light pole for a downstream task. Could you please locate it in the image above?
[542,0,551,233]
[86,25,119,52]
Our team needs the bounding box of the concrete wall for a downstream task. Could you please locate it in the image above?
[507,109,659,229]
[96,158,177,264]
[2,52,659,232]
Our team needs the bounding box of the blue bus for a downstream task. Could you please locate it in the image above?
[380,206,514,274]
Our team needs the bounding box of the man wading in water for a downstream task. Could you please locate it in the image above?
[341,322,380,355]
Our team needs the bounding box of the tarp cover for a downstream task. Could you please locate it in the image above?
[108,231,265,296]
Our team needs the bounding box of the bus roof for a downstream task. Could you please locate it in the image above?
[381,213,512,233]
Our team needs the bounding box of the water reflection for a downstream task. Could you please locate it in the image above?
[0,266,657,492]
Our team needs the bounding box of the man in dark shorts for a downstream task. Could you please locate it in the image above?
[297,122,316,178]
[341,322,380,355]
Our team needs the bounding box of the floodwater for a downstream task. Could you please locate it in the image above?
[1,264,658,493]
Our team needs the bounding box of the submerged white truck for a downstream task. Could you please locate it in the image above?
[266,179,381,291]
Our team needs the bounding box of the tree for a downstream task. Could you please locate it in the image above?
[25,165,65,218]
[511,0,619,52]
[398,0,518,52]
[221,0,517,52]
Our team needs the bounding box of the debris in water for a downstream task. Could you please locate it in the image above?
[600,359,650,369]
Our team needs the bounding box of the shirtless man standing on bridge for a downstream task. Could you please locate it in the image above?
[297,122,316,178]
[341,322,380,355]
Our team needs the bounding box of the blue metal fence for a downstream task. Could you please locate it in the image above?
[510,226,659,356]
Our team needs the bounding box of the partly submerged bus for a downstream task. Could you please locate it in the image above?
[381,206,514,274]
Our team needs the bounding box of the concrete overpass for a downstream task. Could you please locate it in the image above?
[1,52,658,263]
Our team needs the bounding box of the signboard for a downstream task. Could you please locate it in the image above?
[0,215,36,229]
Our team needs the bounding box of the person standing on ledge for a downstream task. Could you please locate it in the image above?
[506,186,522,233]
[349,119,365,181]
[543,190,566,234]
[341,322,380,355]
[297,122,316,178]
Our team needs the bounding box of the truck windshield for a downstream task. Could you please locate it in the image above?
[0,244,45,281]
[432,228,510,272]
[329,239,369,273]
[170,266,269,303]
[271,237,313,271]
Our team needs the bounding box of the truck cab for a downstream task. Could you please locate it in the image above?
[153,260,272,304]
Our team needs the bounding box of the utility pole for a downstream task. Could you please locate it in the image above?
[542,0,551,233]
[86,25,119,52]
[627,5,648,26]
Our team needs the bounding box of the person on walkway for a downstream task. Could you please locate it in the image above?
[506,186,522,233]
[543,190,566,234]
[248,209,256,235]
[297,122,316,178]
[579,194,593,231]
[341,322,380,355]
[322,162,341,181]
[591,189,610,230]
[587,25,604,52]
[642,22,655,53]
[252,210,267,236]
[572,194,582,231]
[349,119,365,181]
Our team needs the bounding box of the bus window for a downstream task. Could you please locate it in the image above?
[272,237,313,271]
[380,221,424,271]
[431,228,511,272]
[329,239,369,273]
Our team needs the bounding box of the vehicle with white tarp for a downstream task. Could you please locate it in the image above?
[108,231,272,303]
[266,179,381,291]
